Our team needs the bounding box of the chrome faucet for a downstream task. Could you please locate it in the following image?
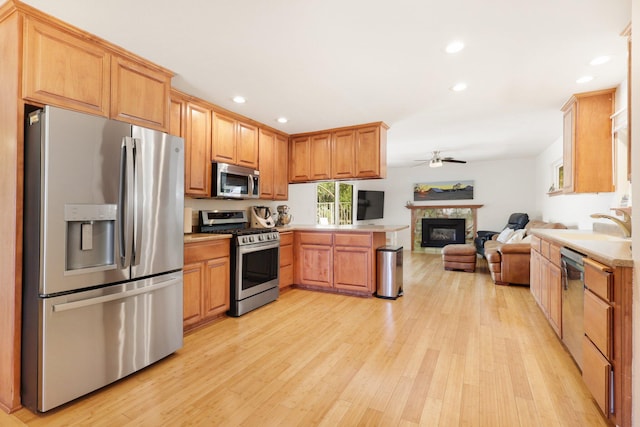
[590,212,632,238]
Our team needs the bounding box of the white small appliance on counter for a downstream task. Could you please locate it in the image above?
[250,206,276,228]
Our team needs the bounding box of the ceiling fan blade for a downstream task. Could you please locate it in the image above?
[442,158,467,164]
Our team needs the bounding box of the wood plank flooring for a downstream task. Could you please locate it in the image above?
[3,253,607,426]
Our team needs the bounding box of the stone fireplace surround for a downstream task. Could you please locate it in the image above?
[406,204,483,252]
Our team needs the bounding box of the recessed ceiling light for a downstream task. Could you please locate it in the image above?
[576,76,594,84]
[277,117,288,124]
[590,56,611,66]
[450,82,467,92]
[232,96,246,104]
[445,40,465,54]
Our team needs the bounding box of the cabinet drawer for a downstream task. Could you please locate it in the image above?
[279,231,294,246]
[549,243,561,266]
[334,233,371,247]
[184,239,230,263]
[584,289,612,359]
[296,232,332,245]
[582,336,611,416]
[280,244,293,267]
[584,258,613,302]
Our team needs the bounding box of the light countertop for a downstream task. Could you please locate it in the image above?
[276,224,409,233]
[531,229,632,267]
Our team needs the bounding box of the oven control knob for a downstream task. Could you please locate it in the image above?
[259,235,264,241]
[250,236,255,242]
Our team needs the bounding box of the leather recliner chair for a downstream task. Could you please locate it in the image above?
[474,212,529,256]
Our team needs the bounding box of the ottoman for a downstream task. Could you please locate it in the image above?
[442,244,477,272]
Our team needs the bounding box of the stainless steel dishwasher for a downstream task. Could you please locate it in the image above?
[561,247,586,369]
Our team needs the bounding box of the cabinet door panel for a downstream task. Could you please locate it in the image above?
[355,126,381,178]
[310,133,332,180]
[212,112,236,163]
[111,55,170,131]
[298,244,332,287]
[583,336,611,415]
[259,128,275,199]
[331,129,355,179]
[334,246,371,292]
[290,136,311,182]
[280,265,293,289]
[169,96,184,137]
[203,257,230,318]
[23,18,110,116]
[273,134,289,199]
[548,262,562,337]
[280,244,293,267]
[237,121,258,169]
[185,102,212,197]
[183,262,204,328]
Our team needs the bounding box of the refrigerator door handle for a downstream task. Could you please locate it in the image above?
[52,277,181,312]
[132,139,143,266]
[118,137,135,268]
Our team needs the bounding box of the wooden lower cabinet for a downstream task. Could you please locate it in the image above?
[530,236,561,337]
[293,231,385,294]
[531,235,632,427]
[279,231,294,289]
[183,239,230,331]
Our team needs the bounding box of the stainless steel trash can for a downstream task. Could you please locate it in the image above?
[376,245,403,299]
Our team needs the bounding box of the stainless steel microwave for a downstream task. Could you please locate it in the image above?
[212,162,259,199]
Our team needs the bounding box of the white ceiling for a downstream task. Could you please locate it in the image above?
[22,0,631,167]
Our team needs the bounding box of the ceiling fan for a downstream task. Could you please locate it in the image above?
[414,151,467,168]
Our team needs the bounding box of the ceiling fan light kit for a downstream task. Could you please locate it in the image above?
[429,159,443,168]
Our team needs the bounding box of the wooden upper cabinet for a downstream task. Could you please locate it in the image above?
[355,125,386,178]
[185,101,212,197]
[22,17,110,117]
[212,112,259,168]
[332,129,356,179]
[236,121,259,169]
[110,55,171,131]
[290,132,332,183]
[561,89,615,193]
[310,132,332,181]
[259,128,276,199]
[22,16,172,130]
[259,129,289,200]
[169,96,184,137]
[273,133,289,200]
[290,122,388,183]
[212,112,236,163]
[289,135,311,182]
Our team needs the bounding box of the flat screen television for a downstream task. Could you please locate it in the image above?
[357,190,384,220]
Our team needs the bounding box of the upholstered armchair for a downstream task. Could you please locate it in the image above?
[474,212,529,256]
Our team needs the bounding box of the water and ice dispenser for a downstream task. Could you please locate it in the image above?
[64,204,117,272]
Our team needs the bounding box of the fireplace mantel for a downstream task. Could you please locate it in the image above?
[406,204,484,251]
[405,204,484,210]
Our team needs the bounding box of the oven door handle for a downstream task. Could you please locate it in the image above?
[237,241,279,254]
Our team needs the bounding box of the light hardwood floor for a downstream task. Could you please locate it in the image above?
[3,253,607,426]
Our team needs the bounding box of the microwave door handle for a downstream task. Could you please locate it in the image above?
[118,138,134,268]
[132,139,143,266]
[248,174,255,196]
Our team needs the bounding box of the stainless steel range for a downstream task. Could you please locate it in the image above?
[199,210,279,316]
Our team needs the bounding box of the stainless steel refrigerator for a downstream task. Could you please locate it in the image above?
[22,105,185,412]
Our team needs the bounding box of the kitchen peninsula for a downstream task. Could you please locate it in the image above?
[277,224,408,296]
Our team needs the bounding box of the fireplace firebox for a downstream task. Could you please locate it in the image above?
[421,218,466,247]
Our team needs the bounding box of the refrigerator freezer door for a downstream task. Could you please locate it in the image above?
[25,272,183,412]
[130,127,184,278]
